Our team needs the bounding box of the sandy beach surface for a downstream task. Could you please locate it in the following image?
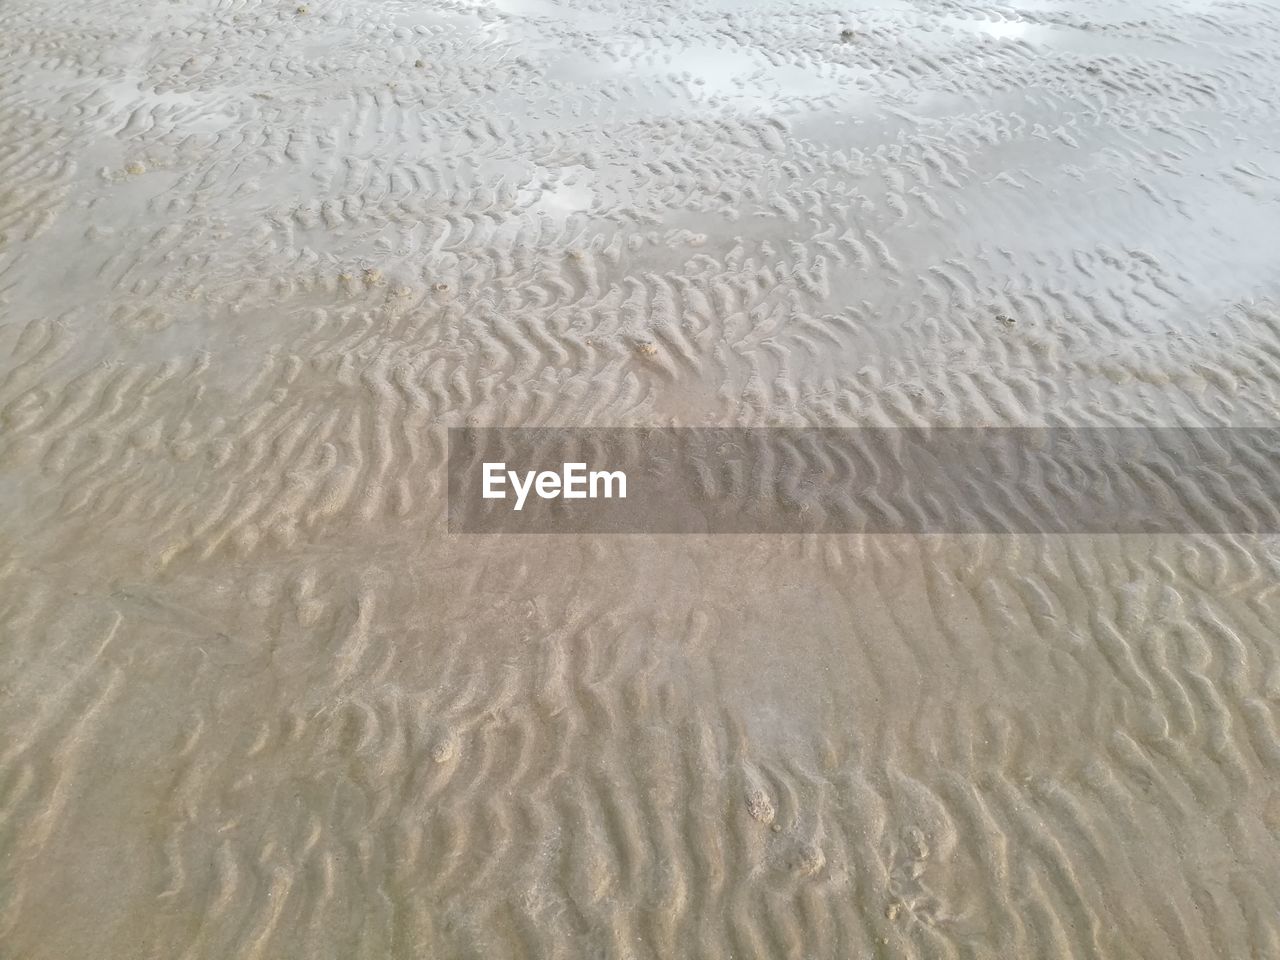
[3,0,1280,957]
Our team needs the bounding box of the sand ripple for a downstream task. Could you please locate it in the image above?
[3,0,1280,956]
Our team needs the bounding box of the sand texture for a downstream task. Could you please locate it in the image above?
[3,0,1280,957]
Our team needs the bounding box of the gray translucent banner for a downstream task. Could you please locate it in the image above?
[447,428,1280,534]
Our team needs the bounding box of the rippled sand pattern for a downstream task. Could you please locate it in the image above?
[4,0,1280,957]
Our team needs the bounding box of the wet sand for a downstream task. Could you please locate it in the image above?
[3,0,1280,957]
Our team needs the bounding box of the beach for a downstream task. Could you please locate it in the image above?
[2,0,1280,956]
